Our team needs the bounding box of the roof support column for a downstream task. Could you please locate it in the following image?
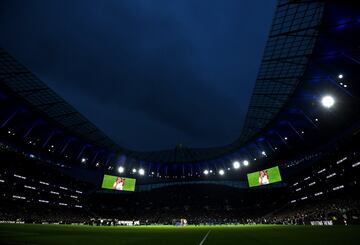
[60,138,75,155]
[1,109,20,128]
[77,144,91,160]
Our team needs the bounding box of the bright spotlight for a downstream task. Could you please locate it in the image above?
[132,168,137,173]
[138,168,145,176]
[81,158,86,163]
[321,95,335,108]
[261,151,266,156]
[218,169,225,175]
[338,74,343,79]
[203,170,209,175]
[118,166,124,173]
[209,170,213,173]
[243,160,249,166]
[233,161,240,169]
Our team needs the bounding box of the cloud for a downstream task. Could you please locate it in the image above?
[0,0,276,151]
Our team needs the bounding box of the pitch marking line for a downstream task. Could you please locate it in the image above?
[199,230,211,245]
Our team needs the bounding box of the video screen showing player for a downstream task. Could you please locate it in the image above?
[113,177,125,190]
[259,170,269,185]
[247,166,282,187]
[101,174,136,192]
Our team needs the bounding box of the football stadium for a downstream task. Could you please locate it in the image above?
[0,0,360,244]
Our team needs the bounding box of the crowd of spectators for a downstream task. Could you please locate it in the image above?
[266,198,360,225]
[1,193,359,225]
[0,132,359,226]
[0,200,90,224]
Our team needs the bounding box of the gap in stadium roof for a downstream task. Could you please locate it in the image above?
[0,0,276,151]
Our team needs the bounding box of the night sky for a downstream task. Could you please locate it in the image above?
[0,0,276,151]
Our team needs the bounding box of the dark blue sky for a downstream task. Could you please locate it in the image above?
[0,0,276,151]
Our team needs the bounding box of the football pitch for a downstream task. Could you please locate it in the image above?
[0,224,359,245]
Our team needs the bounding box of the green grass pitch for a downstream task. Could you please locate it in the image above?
[0,224,359,245]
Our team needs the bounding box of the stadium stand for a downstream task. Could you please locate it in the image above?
[0,129,359,225]
[0,3,359,245]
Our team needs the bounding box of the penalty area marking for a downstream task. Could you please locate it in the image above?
[199,230,211,245]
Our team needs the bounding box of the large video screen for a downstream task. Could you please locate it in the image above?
[247,166,282,187]
[101,174,136,192]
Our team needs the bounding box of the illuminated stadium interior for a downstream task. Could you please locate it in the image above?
[0,1,360,244]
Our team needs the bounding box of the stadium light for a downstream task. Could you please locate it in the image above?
[338,74,343,79]
[81,158,87,163]
[243,160,249,166]
[138,168,145,176]
[132,168,137,173]
[203,170,209,175]
[118,166,124,174]
[218,169,225,175]
[261,151,266,156]
[321,95,335,108]
[233,161,240,169]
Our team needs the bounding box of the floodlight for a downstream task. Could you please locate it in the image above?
[139,168,145,176]
[233,161,240,169]
[218,169,225,175]
[203,170,209,175]
[118,166,124,173]
[243,160,249,166]
[321,95,335,108]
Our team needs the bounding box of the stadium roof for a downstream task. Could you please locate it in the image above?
[0,49,118,150]
[0,0,325,163]
[238,0,324,143]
